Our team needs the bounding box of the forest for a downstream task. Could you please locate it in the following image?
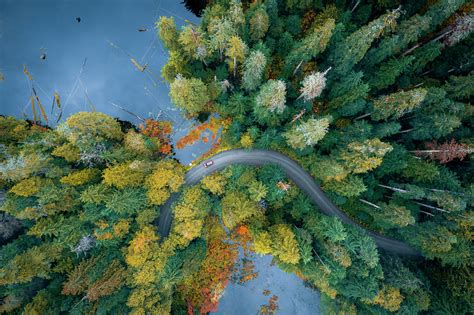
[1,0,473,314]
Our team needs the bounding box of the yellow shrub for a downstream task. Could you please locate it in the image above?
[9,177,42,197]
[60,169,100,186]
[51,143,81,162]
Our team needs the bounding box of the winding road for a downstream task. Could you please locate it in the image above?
[157,149,421,256]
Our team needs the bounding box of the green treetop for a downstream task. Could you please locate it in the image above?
[284,116,331,150]
[169,75,210,116]
[332,8,400,75]
[242,50,267,91]
[372,88,428,120]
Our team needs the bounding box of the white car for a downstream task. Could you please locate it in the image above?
[203,160,214,168]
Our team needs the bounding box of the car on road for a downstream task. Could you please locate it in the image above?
[203,160,214,168]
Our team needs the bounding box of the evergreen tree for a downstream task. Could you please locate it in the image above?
[169,75,210,116]
[372,88,428,120]
[284,116,331,150]
[332,8,401,75]
[242,50,267,91]
[254,79,287,121]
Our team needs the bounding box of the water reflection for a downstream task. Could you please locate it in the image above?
[0,0,206,163]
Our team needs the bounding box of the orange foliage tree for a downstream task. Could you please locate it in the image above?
[179,218,238,314]
[176,117,231,150]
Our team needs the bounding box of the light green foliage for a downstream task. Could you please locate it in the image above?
[372,88,428,120]
[340,139,392,174]
[255,79,286,114]
[58,112,123,147]
[156,16,179,50]
[323,175,367,197]
[171,186,209,245]
[249,7,269,41]
[372,201,415,229]
[247,180,268,202]
[225,35,247,75]
[242,50,267,91]
[0,243,62,285]
[208,17,235,57]
[169,75,210,116]
[178,25,206,60]
[284,116,331,150]
[201,172,227,195]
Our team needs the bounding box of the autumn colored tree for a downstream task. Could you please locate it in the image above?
[413,139,473,164]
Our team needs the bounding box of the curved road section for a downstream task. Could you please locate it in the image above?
[157,149,421,256]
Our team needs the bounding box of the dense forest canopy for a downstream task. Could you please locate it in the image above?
[1,0,473,314]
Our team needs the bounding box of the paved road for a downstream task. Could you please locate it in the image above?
[157,149,421,256]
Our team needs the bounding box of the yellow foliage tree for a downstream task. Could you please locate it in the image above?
[240,132,254,148]
[51,143,81,162]
[270,224,301,264]
[201,173,227,195]
[252,231,273,255]
[59,112,123,145]
[103,161,150,189]
[146,160,185,205]
[371,285,404,312]
[172,186,209,245]
[60,168,100,186]
[9,177,42,197]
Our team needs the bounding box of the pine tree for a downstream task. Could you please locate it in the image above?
[340,139,393,174]
[298,68,330,101]
[221,191,260,230]
[332,8,400,75]
[285,18,335,75]
[156,16,179,51]
[249,7,269,41]
[178,25,207,60]
[270,224,300,264]
[444,71,474,100]
[368,56,414,90]
[208,17,235,58]
[225,35,247,77]
[255,79,286,114]
[412,139,473,164]
[242,50,267,91]
[372,88,428,120]
[284,116,331,150]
